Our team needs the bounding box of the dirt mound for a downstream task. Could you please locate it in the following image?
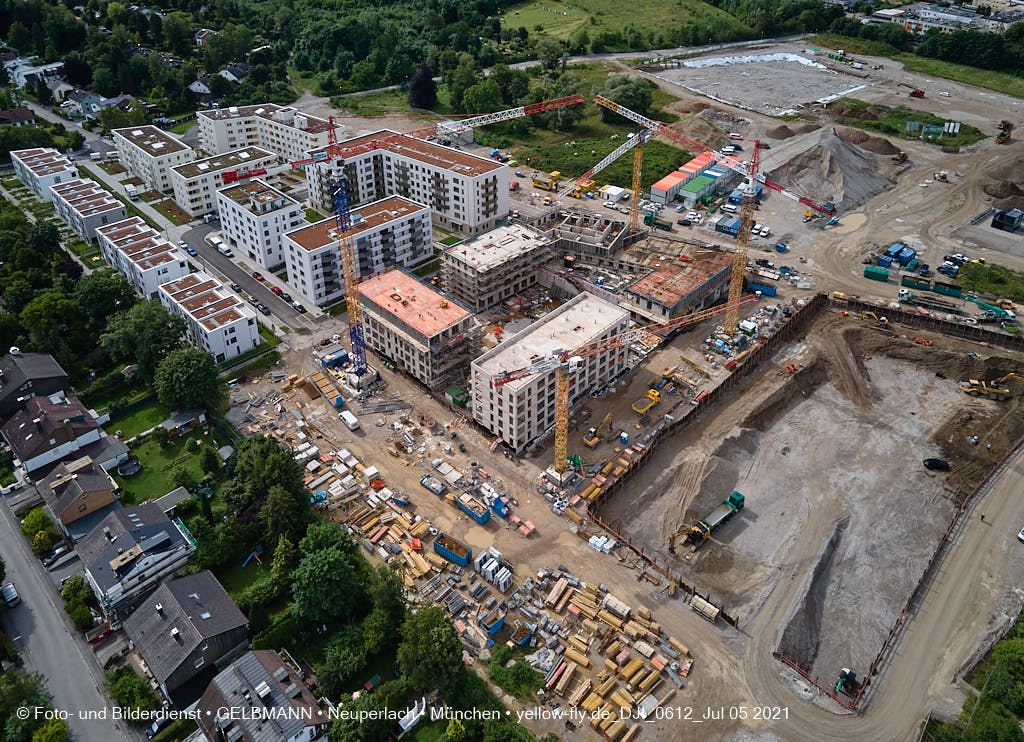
[792,122,821,134]
[765,125,795,139]
[859,136,899,155]
[762,127,893,211]
[839,128,869,145]
[985,181,1024,200]
[982,154,1024,201]
[995,195,1024,211]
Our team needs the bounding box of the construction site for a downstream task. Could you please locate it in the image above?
[206,37,1024,742]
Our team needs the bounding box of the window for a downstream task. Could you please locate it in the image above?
[194,657,205,669]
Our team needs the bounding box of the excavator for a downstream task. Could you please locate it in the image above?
[891,151,908,163]
[582,412,612,448]
[960,373,1024,401]
[966,295,1016,321]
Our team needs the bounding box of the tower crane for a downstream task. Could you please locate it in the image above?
[492,293,760,475]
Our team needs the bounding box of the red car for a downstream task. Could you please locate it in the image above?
[271,286,282,295]
[252,271,264,281]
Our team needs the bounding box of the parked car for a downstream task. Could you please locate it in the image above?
[185,246,197,256]
[675,204,685,213]
[677,219,691,226]
[257,303,271,316]
[292,302,307,313]
[940,91,951,97]
[270,286,282,296]
[280,292,292,302]
[42,545,69,567]
[229,283,242,292]
[146,717,171,739]
[603,201,617,209]
[1,583,20,607]
[923,458,951,472]
[252,271,264,281]
[247,295,260,306]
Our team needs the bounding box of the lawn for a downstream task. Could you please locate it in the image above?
[833,97,985,148]
[809,34,1024,101]
[501,0,749,45]
[113,428,222,504]
[67,240,100,259]
[957,262,1024,303]
[167,114,197,135]
[287,64,319,96]
[513,136,690,190]
[304,207,323,223]
[104,398,175,439]
[215,560,270,597]
[333,87,455,117]
[153,199,191,225]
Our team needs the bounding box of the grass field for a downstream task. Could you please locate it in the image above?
[334,87,456,117]
[501,0,748,45]
[114,428,221,504]
[514,136,689,190]
[834,97,985,147]
[957,262,1024,302]
[104,399,175,439]
[809,34,1024,100]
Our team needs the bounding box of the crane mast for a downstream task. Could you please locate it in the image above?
[725,141,761,333]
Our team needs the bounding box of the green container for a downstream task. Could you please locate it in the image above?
[864,266,890,282]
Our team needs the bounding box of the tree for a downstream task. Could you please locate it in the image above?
[200,446,220,476]
[270,534,297,581]
[261,485,306,548]
[73,272,137,321]
[446,719,466,742]
[369,563,406,626]
[62,54,92,87]
[299,521,358,558]
[0,670,52,742]
[461,78,503,114]
[31,717,69,742]
[162,12,193,56]
[21,508,54,539]
[60,576,95,607]
[32,530,55,554]
[67,602,94,630]
[100,300,185,380]
[318,625,367,696]
[104,666,159,718]
[408,63,437,109]
[489,65,529,105]
[545,73,586,131]
[534,38,565,71]
[171,466,197,491]
[208,74,233,99]
[27,222,61,255]
[291,547,366,625]
[20,293,82,355]
[361,606,392,655]
[151,426,171,448]
[98,106,130,134]
[154,348,221,409]
[595,76,654,123]
[232,437,307,512]
[397,606,462,693]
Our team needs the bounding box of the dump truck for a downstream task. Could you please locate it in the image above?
[643,213,672,231]
[632,389,661,415]
[669,491,745,552]
[959,373,1024,401]
[533,177,554,191]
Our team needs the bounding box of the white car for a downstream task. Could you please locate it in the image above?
[940,91,951,97]
[760,226,771,237]
[619,206,630,214]
[686,211,701,222]
[603,201,617,209]
[675,204,685,213]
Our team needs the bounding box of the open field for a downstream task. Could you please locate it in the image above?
[513,136,689,189]
[500,0,749,44]
[832,97,984,147]
[104,398,174,439]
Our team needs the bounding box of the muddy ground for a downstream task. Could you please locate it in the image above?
[596,313,1024,680]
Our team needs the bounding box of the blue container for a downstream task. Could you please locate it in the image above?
[620,432,629,444]
[748,281,777,297]
[877,255,892,268]
[885,242,904,258]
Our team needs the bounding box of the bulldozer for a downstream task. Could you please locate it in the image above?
[582,412,612,448]
[891,151,908,163]
[959,373,1024,401]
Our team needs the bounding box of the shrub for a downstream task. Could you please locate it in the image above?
[151,427,170,448]
[21,508,54,539]
[32,531,54,554]
[67,602,94,631]
[104,666,159,719]
[252,611,304,650]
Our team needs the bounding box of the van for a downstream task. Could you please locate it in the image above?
[218,245,234,258]
[1,583,19,607]
[728,132,743,140]
[90,152,103,162]
[720,146,736,156]
[339,410,360,431]
[721,204,738,214]
[209,235,223,247]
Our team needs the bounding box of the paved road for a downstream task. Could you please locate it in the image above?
[0,498,134,741]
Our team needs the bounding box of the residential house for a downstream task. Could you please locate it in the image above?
[45,78,74,102]
[217,62,249,85]
[77,502,197,617]
[197,103,334,163]
[10,147,79,202]
[5,57,64,88]
[0,106,34,126]
[38,455,118,531]
[95,217,190,299]
[112,125,195,194]
[50,178,128,245]
[216,179,304,269]
[194,28,217,46]
[188,75,212,97]
[158,272,261,362]
[63,90,103,119]
[124,571,248,699]
[196,650,327,742]
[0,351,69,419]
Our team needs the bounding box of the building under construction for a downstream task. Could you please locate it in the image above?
[359,268,475,391]
[471,292,629,453]
[440,223,553,312]
[623,252,734,322]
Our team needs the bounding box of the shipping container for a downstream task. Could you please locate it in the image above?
[864,266,890,282]
[885,243,904,258]
[895,247,917,266]
[748,281,777,297]
[932,281,963,298]
[457,492,491,525]
[434,533,471,567]
[876,255,893,268]
[419,474,447,496]
[901,275,932,291]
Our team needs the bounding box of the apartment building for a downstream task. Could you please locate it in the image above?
[159,272,260,362]
[440,223,552,312]
[471,292,629,453]
[197,103,333,161]
[10,147,79,202]
[623,251,733,322]
[305,130,508,234]
[359,268,474,391]
[170,146,276,217]
[112,125,195,194]
[216,179,304,269]
[282,196,432,307]
[51,179,127,244]
[96,217,190,298]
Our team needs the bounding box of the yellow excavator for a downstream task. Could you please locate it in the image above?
[959,373,1024,401]
[583,412,612,448]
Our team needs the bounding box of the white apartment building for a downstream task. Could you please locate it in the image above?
[10,147,79,202]
[96,217,190,298]
[305,130,508,234]
[112,125,195,194]
[440,223,552,312]
[51,179,127,244]
[471,292,630,453]
[159,272,260,362]
[359,268,474,391]
[216,179,304,269]
[197,103,333,161]
[282,196,432,308]
[170,146,277,218]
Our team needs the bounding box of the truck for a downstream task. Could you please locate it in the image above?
[643,213,672,230]
[124,183,139,201]
[967,295,1016,320]
[419,474,447,496]
[632,389,661,415]
[457,492,491,525]
[434,533,472,567]
[509,181,519,192]
[908,89,925,98]
[898,289,964,314]
[959,373,1024,401]
[864,266,890,282]
[669,491,745,551]
[532,177,553,191]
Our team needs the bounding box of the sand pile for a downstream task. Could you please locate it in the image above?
[761,127,893,211]
[983,154,1024,201]
[765,124,795,139]
[838,127,899,155]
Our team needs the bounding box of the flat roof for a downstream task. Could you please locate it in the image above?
[444,224,550,272]
[313,129,502,177]
[198,103,333,134]
[627,252,732,308]
[159,271,254,331]
[112,125,191,157]
[283,196,427,252]
[51,179,125,217]
[359,268,471,339]
[681,175,715,193]
[475,292,628,390]
[96,217,184,271]
[218,179,298,214]
[11,147,77,178]
[172,146,274,180]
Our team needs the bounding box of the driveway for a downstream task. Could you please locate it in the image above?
[0,498,136,741]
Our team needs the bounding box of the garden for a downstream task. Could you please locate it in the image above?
[113,425,225,505]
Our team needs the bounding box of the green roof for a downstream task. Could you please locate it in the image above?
[681,175,715,193]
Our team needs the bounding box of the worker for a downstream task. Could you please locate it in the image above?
[981,513,986,522]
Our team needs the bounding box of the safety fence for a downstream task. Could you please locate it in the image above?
[776,653,857,710]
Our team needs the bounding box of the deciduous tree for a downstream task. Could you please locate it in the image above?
[397,606,462,693]
[154,347,221,409]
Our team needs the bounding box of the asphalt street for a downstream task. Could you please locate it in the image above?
[0,498,135,741]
